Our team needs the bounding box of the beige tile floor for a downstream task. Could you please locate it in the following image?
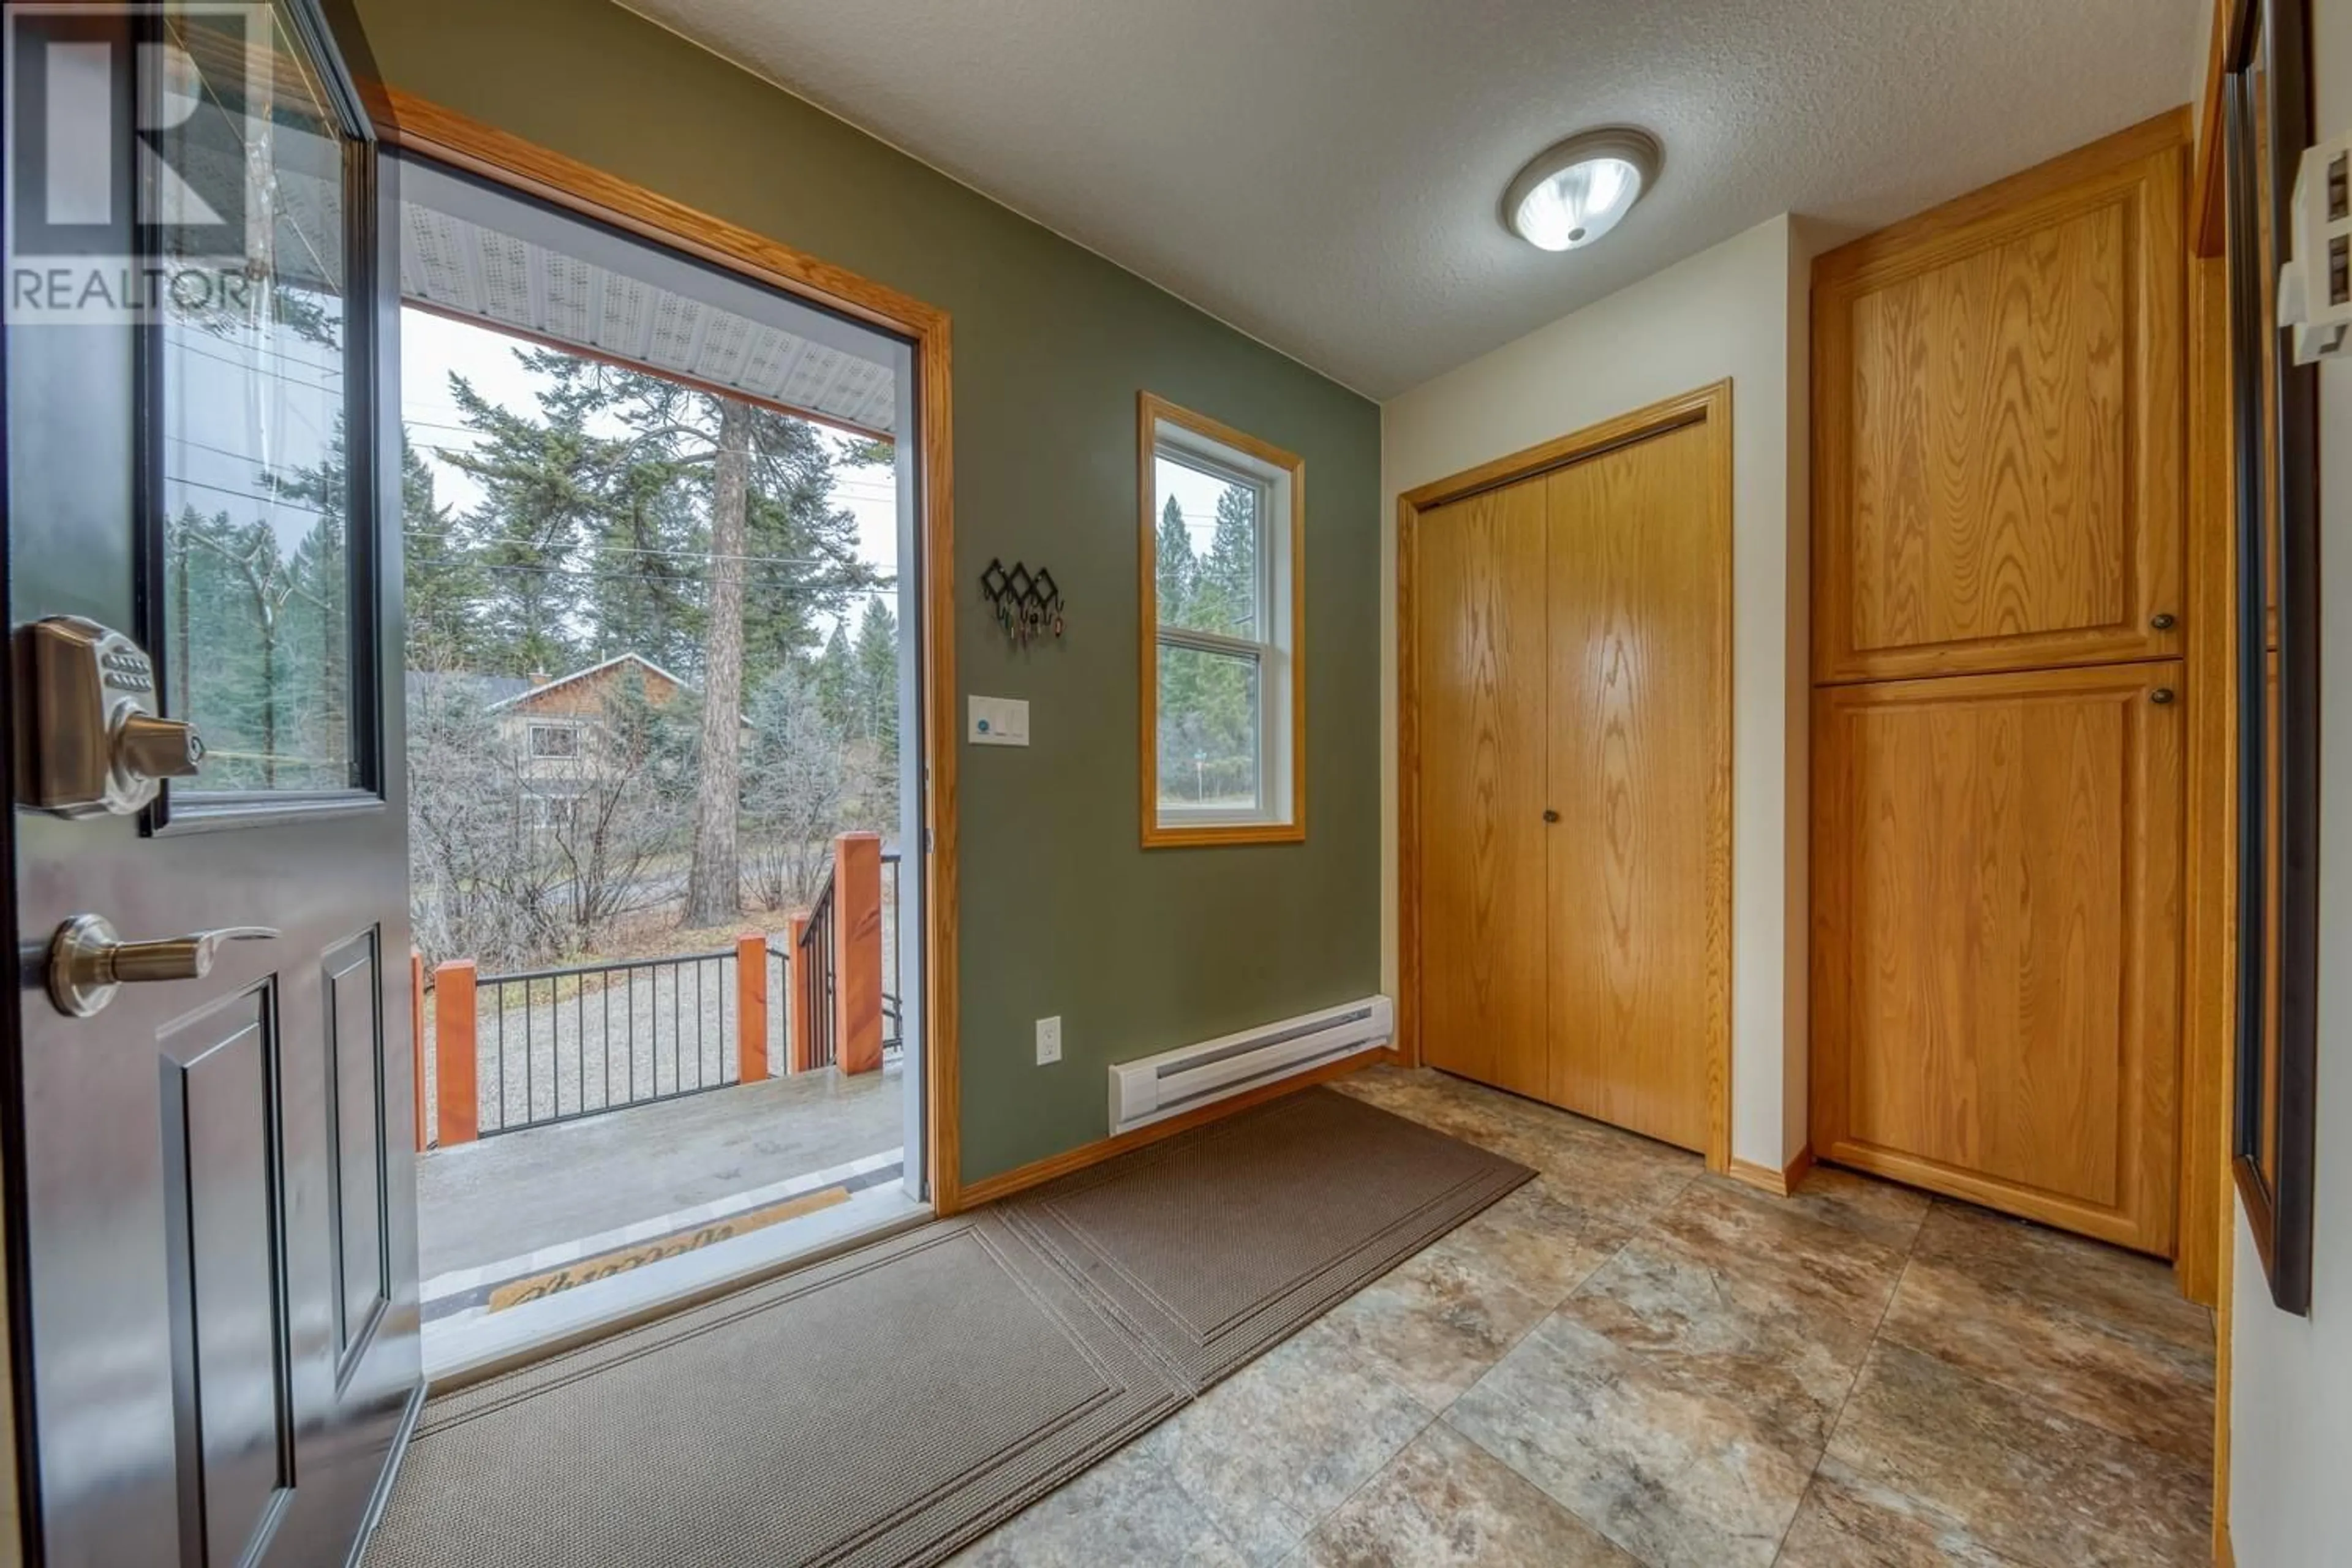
[952,1064,2216,1568]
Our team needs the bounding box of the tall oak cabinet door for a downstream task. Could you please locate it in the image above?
[1811,662,2185,1253]
[1414,478,1551,1099]
[1812,127,2185,683]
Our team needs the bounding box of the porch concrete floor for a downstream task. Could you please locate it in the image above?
[416,1063,905,1281]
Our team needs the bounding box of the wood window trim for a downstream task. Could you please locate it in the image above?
[373,89,969,1214]
[1393,380,1735,1176]
[1136,391,1307,850]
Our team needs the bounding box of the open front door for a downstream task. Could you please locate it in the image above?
[3,2,421,1561]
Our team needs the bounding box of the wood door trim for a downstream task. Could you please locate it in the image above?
[2176,254,2235,1306]
[1811,113,2189,685]
[2191,1,2230,258]
[1396,382,1733,1174]
[373,91,967,1216]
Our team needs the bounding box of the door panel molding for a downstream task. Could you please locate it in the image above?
[157,984,296,1568]
[322,929,391,1389]
[1397,382,1733,1174]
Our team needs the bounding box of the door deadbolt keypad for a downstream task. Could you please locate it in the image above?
[13,616,203,817]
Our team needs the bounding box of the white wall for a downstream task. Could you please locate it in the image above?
[2228,2,2352,1559]
[1379,214,1813,1170]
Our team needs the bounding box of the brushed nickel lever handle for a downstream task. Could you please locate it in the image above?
[45,916,279,1018]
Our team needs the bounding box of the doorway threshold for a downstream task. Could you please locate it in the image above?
[421,1182,932,1389]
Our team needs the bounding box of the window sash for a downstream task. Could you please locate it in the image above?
[1156,622,1270,662]
[529,723,579,757]
[1144,402,1298,839]
[1154,449,1272,644]
[1153,638,1267,820]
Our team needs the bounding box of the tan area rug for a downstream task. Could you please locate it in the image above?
[1001,1087,1536,1390]
[366,1087,1532,1568]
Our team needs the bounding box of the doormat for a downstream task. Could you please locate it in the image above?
[369,1088,1533,1568]
[486,1186,851,1312]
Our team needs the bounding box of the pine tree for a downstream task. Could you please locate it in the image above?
[436,370,602,678]
[1155,493,1195,624]
[1195,483,1259,638]
[813,621,855,734]
[583,452,704,674]
[167,505,279,789]
[261,437,352,790]
[400,437,492,671]
[851,597,898,755]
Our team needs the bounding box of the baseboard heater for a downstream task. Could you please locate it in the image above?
[1109,995,1394,1135]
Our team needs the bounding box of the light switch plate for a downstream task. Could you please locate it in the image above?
[1036,1016,1062,1065]
[969,695,1030,746]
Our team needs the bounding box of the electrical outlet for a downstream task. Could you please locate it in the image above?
[1035,1016,1062,1066]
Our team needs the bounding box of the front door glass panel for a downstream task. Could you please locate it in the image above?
[160,4,355,793]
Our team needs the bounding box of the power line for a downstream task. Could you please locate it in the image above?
[401,528,887,573]
[170,430,897,524]
[170,333,344,394]
[400,428,899,496]
[167,473,330,520]
[443,560,903,595]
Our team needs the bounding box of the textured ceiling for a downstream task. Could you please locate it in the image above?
[621,0,2204,399]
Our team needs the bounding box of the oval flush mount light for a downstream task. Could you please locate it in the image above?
[1502,127,1662,252]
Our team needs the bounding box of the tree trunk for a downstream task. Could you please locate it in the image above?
[685,398,752,927]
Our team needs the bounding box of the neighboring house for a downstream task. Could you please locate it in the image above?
[486,653,701,830]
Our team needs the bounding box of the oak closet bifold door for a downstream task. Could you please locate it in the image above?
[1417,477,1551,1102]
[1414,418,1725,1156]
[1810,113,2189,1256]
[1544,423,1723,1152]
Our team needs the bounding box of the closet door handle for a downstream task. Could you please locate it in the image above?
[1542,810,1561,823]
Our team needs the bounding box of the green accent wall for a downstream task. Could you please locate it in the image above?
[349,0,1384,1186]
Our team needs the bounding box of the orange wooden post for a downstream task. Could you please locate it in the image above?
[737,932,769,1084]
[434,959,479,1147]
[833,831,884,1076]
[785,911,815,1074]
[410,951,429,1152]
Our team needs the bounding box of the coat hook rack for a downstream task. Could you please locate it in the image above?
[979,557,1065,647]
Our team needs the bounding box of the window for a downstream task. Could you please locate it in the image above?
[529,722,581,759]
[1138,393,1305,846]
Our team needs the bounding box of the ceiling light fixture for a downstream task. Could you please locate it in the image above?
[1502,127,1662,252]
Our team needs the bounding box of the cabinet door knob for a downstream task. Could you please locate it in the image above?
[2150,612,2177,631]
[2151,687,2177,706]
[1542,810,1561,823]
